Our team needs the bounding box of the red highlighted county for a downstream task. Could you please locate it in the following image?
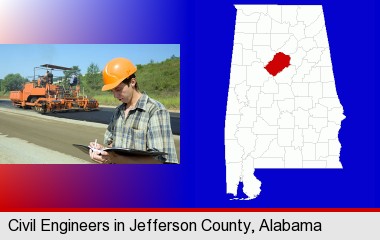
[264,52,291,76]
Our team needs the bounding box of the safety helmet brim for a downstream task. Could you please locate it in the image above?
[101,80,124,91]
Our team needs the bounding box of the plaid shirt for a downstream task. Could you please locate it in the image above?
[104,94,178,163]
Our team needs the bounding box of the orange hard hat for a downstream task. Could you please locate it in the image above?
[102,57,137,91]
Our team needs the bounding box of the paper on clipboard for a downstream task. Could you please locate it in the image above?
[72,144,167,156]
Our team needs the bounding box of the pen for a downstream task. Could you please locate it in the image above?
[91,139,102,154]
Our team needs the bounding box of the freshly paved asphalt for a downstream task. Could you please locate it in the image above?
[0,99,180,135]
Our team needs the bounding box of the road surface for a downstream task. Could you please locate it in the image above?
[0,100,180,135]
[0,101,180,164]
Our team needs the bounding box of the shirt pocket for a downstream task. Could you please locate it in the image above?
[125,128,147,150]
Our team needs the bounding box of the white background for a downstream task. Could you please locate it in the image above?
[1,211,379,239]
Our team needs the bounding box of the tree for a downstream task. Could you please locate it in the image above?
[82,63,102,94]
[2,74,28,92]
[170,54,178,60]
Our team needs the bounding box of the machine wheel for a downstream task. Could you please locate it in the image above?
[41,101,47,114]
[35,101,47,114]
[29,97,38,110]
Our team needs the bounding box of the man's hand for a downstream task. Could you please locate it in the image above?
[88,141,110,164]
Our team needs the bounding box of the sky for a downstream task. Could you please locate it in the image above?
[0,44,180,80]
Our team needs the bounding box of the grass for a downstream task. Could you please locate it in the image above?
[147,93,180,110]
[0,92,9,99]
[91,93,120,106]
[92,92,180,110]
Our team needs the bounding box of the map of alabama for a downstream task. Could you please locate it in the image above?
[225,5,345,200]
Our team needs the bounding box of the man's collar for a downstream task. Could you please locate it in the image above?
[135,93,148,111]
[119,93,148,112]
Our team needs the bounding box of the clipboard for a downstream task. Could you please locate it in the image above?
[72,144,168,156]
